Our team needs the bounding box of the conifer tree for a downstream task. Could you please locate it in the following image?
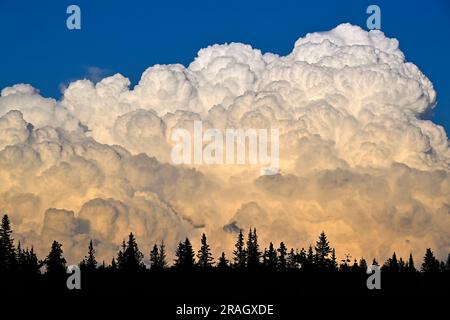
[287,248,297,270]
[314,231,332,270]
[232,230,247,269]
[83,240,97,271]
[197,233,214,268]
[217,252,229,269]
[157,241,168,269]
[246,228,261,269]
[44,241,66,275]
[149,244,160,270]
[407,253,416,272]
[277,242,287,271]
[421,248,440,273]
[119,233,144,271]
[266,242,278,270]
[0,214,17,271]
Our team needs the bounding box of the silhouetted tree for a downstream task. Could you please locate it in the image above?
[44,241,66,275]
[277,242,287,271]
[287,248,297,270]
[314,231,332,270]
[149,241,167,270]
[0,214,17,271]
[197,233,214,268]
[407,253,416,272]
[174,238,195,269]
[119,233,144,271]
[359,258,368,273]
[158,241,168,269]
[149,244,160,270]
[421,248,440,273]
[217,252,229,270]
[383,252,399,272]
[330,249,338,271]
[265,242,278,270]
[82,240,97,271]
[233,230,246,269]
[246,228,261,269]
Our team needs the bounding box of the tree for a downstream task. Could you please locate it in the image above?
[83,240,97,271]
[277,242,287,271]
[246,228,261,269]
[197,233,214,268]
[314,231,332,270]
[174,238,195,269]
[0,214,17,271]
[157,241,168,269]
[421,248,440,273]
[407,253,416,272]
[17,245,40,275]
[383,252,399,272]
[232,230,247,269]
[149,244,160,270]
[119,233,144,271]
[217,252,229,269]
[287,248,297,270]
[44,241,66,275]
[265,242,278,270]
[330,249,338,271]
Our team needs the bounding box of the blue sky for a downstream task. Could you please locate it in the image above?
[1,0,449,131]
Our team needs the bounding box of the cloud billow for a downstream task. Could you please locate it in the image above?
[0,24,448,263]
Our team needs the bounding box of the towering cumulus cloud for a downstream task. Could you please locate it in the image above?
[0,24,449,264]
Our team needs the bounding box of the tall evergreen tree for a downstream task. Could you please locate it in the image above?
[277,242,287,271]
[158,241,168,269]
[232,230,247,269]
[0,214,17,271]
[119,233,144,271]
[149,244,160,270]
[83,240,97,271]
[421,248,440,273]
[174,238,195,269]
[265,242,278,270]
[407,253,416,272]
[217,252,229,269]
[287,248,297,270]
[246,228,261,269]
[445,253,450,272]
[314,231,332,270]
[197,233,214,268]
[44,241,66,275]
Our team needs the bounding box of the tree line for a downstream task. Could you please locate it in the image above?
[1,214,449,275]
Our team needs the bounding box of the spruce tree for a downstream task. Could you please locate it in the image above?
[83,240,97,271]
[44,241,66,275]
[266,242,278,270]
[246,228,261,269]
[149,244,160,270]
[287,248,297,270]
[120,233,144,271]
[217,252,229,269]
[232,230,246,269]
[197,233,214,268]
[406,253,416,272]
[314,231,332,270]
[277,242,287,271]
[157,241,168,269]
[0,214,17,271]
[421,248,440,273]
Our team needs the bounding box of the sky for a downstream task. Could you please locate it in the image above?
[0,0,450,263]
[0,0,449,130]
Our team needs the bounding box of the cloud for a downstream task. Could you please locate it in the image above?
[0,23,449,263]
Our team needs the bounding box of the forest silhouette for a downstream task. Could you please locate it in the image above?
[1,214,449,300]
